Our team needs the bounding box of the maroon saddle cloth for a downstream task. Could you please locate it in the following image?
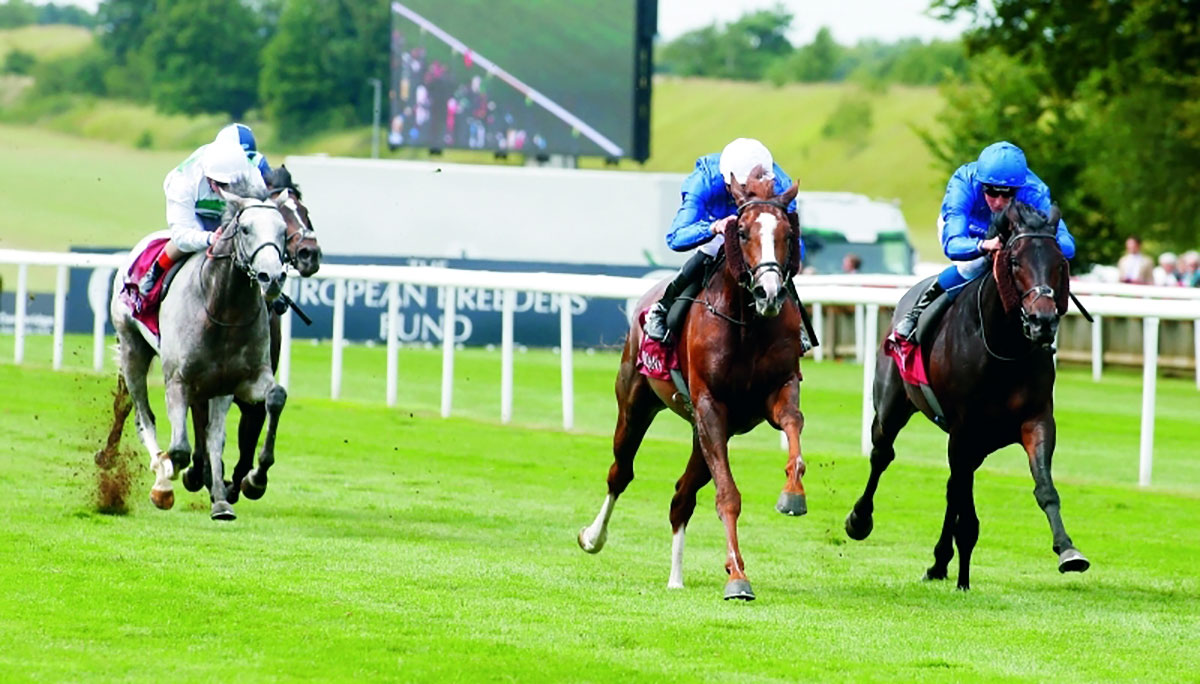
[634,308,680,381]
[119,237,170,341]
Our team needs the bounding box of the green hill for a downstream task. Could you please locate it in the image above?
[0,24,92,61]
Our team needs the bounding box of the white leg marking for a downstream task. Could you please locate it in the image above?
[668,526,686,589]
[579,493,616,552]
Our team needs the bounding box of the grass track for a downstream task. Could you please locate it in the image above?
[1,335,1198,682]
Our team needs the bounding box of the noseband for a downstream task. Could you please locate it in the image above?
[734,198,793,290]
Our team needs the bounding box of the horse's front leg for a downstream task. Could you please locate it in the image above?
[228,398,265,502]
[240,372,286,501]
[1021,414,1089,573]
[205,395,236,521]
[667,434,712,589]
[183,400,210,494]
[151,377,191,510]
[694,392,753,600]
[766,375,806,516]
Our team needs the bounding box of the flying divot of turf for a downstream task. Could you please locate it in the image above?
[93,379,138,514]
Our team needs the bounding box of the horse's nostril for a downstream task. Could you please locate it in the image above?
[298,247,312,260]
[753,286,766,299]
[257,272,270,284]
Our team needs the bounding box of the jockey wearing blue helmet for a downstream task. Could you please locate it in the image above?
[894,141,1077,340]
[642,138,801,344]
[215,123,272,178]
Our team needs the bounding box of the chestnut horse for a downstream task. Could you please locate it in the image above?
[578,173,807,601]
[846,201,1089,589]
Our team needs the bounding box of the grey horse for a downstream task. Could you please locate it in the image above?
[99,180,290,520]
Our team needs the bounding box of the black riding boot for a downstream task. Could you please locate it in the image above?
[644,251,709,343]
[895,280,944,341]
[137,262,164,296]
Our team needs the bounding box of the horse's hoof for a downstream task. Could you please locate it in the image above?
[168,452,190,479]
[923,567,948,581]
[181,467,204,493]
[149,487,174,510]
[723,578,755,601]
[240,473,267,501]
[775,491,807,517]
[1058,548,1090,574]
[845,510,873,540]
[210,501,236,521]
[226,482,240,505]
[577,527,606,554]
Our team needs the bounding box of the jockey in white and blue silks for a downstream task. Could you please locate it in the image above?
[894,141,1076,340]
[643,137,800,343]
[136,138,266,296]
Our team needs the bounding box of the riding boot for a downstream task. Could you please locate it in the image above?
[137,262,164,296]
[644,250,709,343]
[895,280,944,341]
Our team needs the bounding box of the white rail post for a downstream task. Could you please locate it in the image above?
[861,304,879,455]
[278,278,294,390]
[1092,314,1103,382]
[386,282,399,407]
[500,289,515,423]
[854,304,865,363]
[331,278,346,400]
[1194,319,1199,391]
[14,264,27,364]
[440,286,457,418]
[559,293,574,430]
[1139,317,1159,487]
[813,302,825,362]
[92,302,106,372]
[52,265,67,370]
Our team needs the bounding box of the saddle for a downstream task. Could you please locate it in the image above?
[120,237,191,342]
[884,275,954,431]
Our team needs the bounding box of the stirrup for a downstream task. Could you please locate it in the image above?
[137,270,159,297]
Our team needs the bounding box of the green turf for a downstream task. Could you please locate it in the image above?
[0,334,1197,682]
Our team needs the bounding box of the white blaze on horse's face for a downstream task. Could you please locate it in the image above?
[237,200,288,301]
[752,212,784,317]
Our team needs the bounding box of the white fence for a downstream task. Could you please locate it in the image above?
[2,248,1198,487]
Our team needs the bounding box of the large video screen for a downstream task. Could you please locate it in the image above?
[388,0,654,161]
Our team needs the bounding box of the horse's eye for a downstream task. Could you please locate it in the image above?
[241,224,251,235]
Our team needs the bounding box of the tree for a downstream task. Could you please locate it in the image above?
[0,0,36,29]
[928,0,1200,265]
[141,0,262,117]
[259,0,388,138]
[96,0,153,62]
[656,5,793,81]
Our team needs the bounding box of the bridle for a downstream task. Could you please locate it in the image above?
[981,230,1063,358]
[269,187,317,267]
[201,201,285,327]
[734,198,793,291]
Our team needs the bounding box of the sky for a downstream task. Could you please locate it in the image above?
[656,0,974,45]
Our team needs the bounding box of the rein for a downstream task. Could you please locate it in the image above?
[199,203,283,328]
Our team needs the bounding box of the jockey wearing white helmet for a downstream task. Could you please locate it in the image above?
[642,137,801,344]
[215,122,272,178]
[136,138,265,296]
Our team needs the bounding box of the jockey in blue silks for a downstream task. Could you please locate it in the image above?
[894,141,1076,340]
[643,138,801,343]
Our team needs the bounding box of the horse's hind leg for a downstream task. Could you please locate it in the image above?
[226,397,265,502]
[667,434,711,589]
[94,375,134,469]
[1021,415,1089,574]
[578,362,661,554]
[846,353,914,540]
[204,395,236,521]
[766,375,807,516]
[115,330,172,509]
[241,384,286,501]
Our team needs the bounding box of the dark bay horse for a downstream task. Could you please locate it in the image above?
[183,165,322,502]
[846,201,1089,589]
[102,180,290,520]
[578,173,807,601]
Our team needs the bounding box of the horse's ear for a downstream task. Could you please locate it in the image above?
[215,184,242,202]
[728,174,748,206]
[274,188,291,205]
[987,208,1009,240]
[780,181,799,207]
[1048,204,1061,228]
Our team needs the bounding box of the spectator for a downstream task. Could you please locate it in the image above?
[842,253,862,274]
[1180,251,1200,287]
[1117,235,1153,284]
[1153,252,1183,287]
